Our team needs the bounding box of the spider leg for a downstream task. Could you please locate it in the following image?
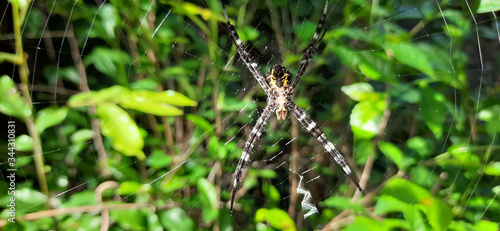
[222,3,270,94]
[287,101,363,192]
[290,1,328,92]
[231,103,276,215]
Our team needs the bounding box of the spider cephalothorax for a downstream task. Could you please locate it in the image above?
[222,1,363,215]
[266,64,293,120]
[266,64,292,88]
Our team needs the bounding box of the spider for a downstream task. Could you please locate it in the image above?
[222,1,363,214]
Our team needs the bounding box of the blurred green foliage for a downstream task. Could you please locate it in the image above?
[1,0,500,230]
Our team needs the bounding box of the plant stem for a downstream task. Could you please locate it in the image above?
[12,0,49,205]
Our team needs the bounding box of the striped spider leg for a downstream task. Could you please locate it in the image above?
[222,1,362,215]
[287,102,363,192]
[290,0,329,93]
[230,103,276,215]
[222,3,270,94]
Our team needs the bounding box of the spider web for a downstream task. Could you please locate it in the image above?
[0,0,499,230]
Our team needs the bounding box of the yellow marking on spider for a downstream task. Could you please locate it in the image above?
[283,73,289,86]
[269,70,278,87]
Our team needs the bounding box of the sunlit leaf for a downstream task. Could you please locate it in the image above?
[15,134,33,152]
[67,85,129,107]
[160,208,194,231]
[131,90,197,107]
[121,93,184,116]
[96,104,145,160]
[70,129,94,144]
[255,208,296,231]
[341,83,379,102]
[0,75,32,120]
[477,0,500,13]
[478,105,500,135]
[35,106,68,133]
[257,169,278,179]
[98,4,117,39]
[350,100,386,139]
[485,162,500,176]
[426,198,452,231]
[117,181,151,195]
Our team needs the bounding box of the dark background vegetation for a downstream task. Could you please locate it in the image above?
[1,0,499,230]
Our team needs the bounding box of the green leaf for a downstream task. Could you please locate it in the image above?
[478,105,500,135]
[35,106,68,133]
[70,129,94,144]
[15,134,33,152]
[207,136,227,160]
[485,162,500,176]
[110,208,145,231]
[381,178,431,204]
[350,100,386,139]
[295,21,316,42]
[98,4,117,39]
[0,75,32,120]
[322,196,366,213]
[425,198,452,231]
[378,141,405,170]
[160,208,194,231]
[161,177,186,193]
[386,42,434,77]
[257,169,278,179]
[331,44,360,70]
[477,0,500,13]
[344,217,385,231]
[474,220,498,231]
[419,86,446,139]
[120,93,184,116]
[130,78,158,91]
[186,114,214,135]
[145,149,172,170]
[117,181,151,195]
[406,136,433,158]
[262,182,281,201]
[403,205,426,231]
[96,104,145,160]
[374,195,408,215]
[67,85,129,107]
[254,208,296,231]
[130,90,197,107]
[341,83,379,101]
[83,47,131,82]
[359,52,397,84]
[241,26,261,41]
[197,178,219,222]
